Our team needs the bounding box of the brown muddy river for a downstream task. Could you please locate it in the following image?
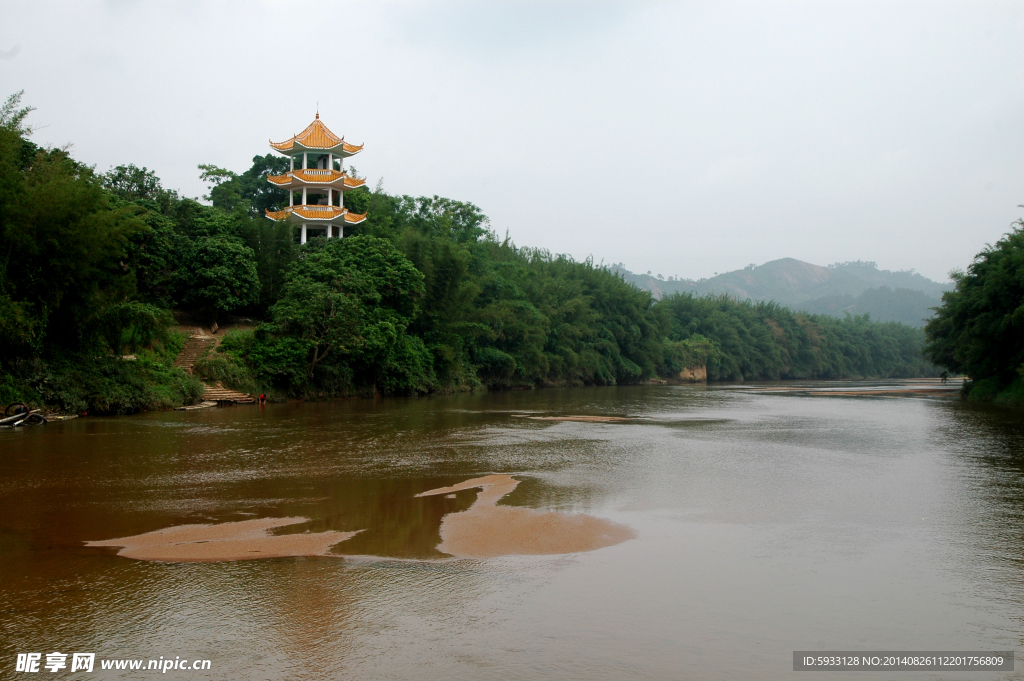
[1,383,1022,679]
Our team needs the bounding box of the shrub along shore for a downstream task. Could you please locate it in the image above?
[0,93,939,415]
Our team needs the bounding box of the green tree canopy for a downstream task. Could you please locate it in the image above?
[174,235,260,322]
[925,218,1024,385]
[264,235,431,393]
[198,154,290,216]
[0,90,34,135]
[0,107,146,354]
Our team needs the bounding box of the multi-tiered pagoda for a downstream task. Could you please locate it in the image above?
[265,113,367,243]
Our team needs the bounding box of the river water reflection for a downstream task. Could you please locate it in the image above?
[2,383,1022,679]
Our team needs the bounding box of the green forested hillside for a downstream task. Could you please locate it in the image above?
[801,286,941,327]
[618,258,949,326]
[0,93,939,412]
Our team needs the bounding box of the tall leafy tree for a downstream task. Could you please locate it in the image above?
[0,96,146,354]
[174,236,260,323]
[264,236,432,394]
[925,218,1024,385]
[198,154,290,216]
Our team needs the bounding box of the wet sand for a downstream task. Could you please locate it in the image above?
[808,388,959,396]
[86,517,360,563]
[739,386,961,397]
[524,415,638,423]
[417,475,634,558]
[732,378,963,398]
[86,476,631,563]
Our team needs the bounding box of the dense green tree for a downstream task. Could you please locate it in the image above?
[268,256,365,376]
[234,216,296,312]
[259,236,432,394]
[198,154,290,216]
[0,92,203,414]
[89,301,173,355]
[99,166,191,307]
[925,218,1024,392]
[174,235,260,323]
[103,163,181,212]
[0,89,34,135]
[0,107,146,354]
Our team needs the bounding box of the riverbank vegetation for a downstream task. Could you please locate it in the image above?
[657,294,934,381]
[0,93,938,413]
[925,217,1024,406]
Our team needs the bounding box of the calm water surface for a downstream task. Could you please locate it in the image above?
[2,384,1023,679]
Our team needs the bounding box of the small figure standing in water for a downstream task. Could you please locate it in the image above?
[258,393,267,406]
[940,371,949,385]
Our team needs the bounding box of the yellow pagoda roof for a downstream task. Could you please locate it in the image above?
[269,113,363,155]
[266,169,367,189]
[265,205,367,225]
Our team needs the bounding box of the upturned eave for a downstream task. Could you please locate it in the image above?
[269,114,363,157]
[265,206,368,226]
[266,170,367,191]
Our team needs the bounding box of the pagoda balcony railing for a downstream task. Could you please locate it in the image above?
[283,169,344,177]
[296,205,342,213]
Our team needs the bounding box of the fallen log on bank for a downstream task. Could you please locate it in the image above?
[0,408,46,427]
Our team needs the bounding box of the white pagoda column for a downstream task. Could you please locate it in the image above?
[289,190,293,207]
[303,152,308,169]
[328,153,333,171]
[301,224,307,244]
[328,188,333,206]
[290,156,294,171]
[302,187,307,205]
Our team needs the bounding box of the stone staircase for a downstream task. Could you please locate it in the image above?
[173,335,217,374]
[202,382,256,404]
[174,333,255,405]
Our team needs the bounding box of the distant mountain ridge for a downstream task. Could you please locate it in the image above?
[612,258,952,328]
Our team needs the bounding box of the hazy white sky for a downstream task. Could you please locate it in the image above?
[2,0,1022,282]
